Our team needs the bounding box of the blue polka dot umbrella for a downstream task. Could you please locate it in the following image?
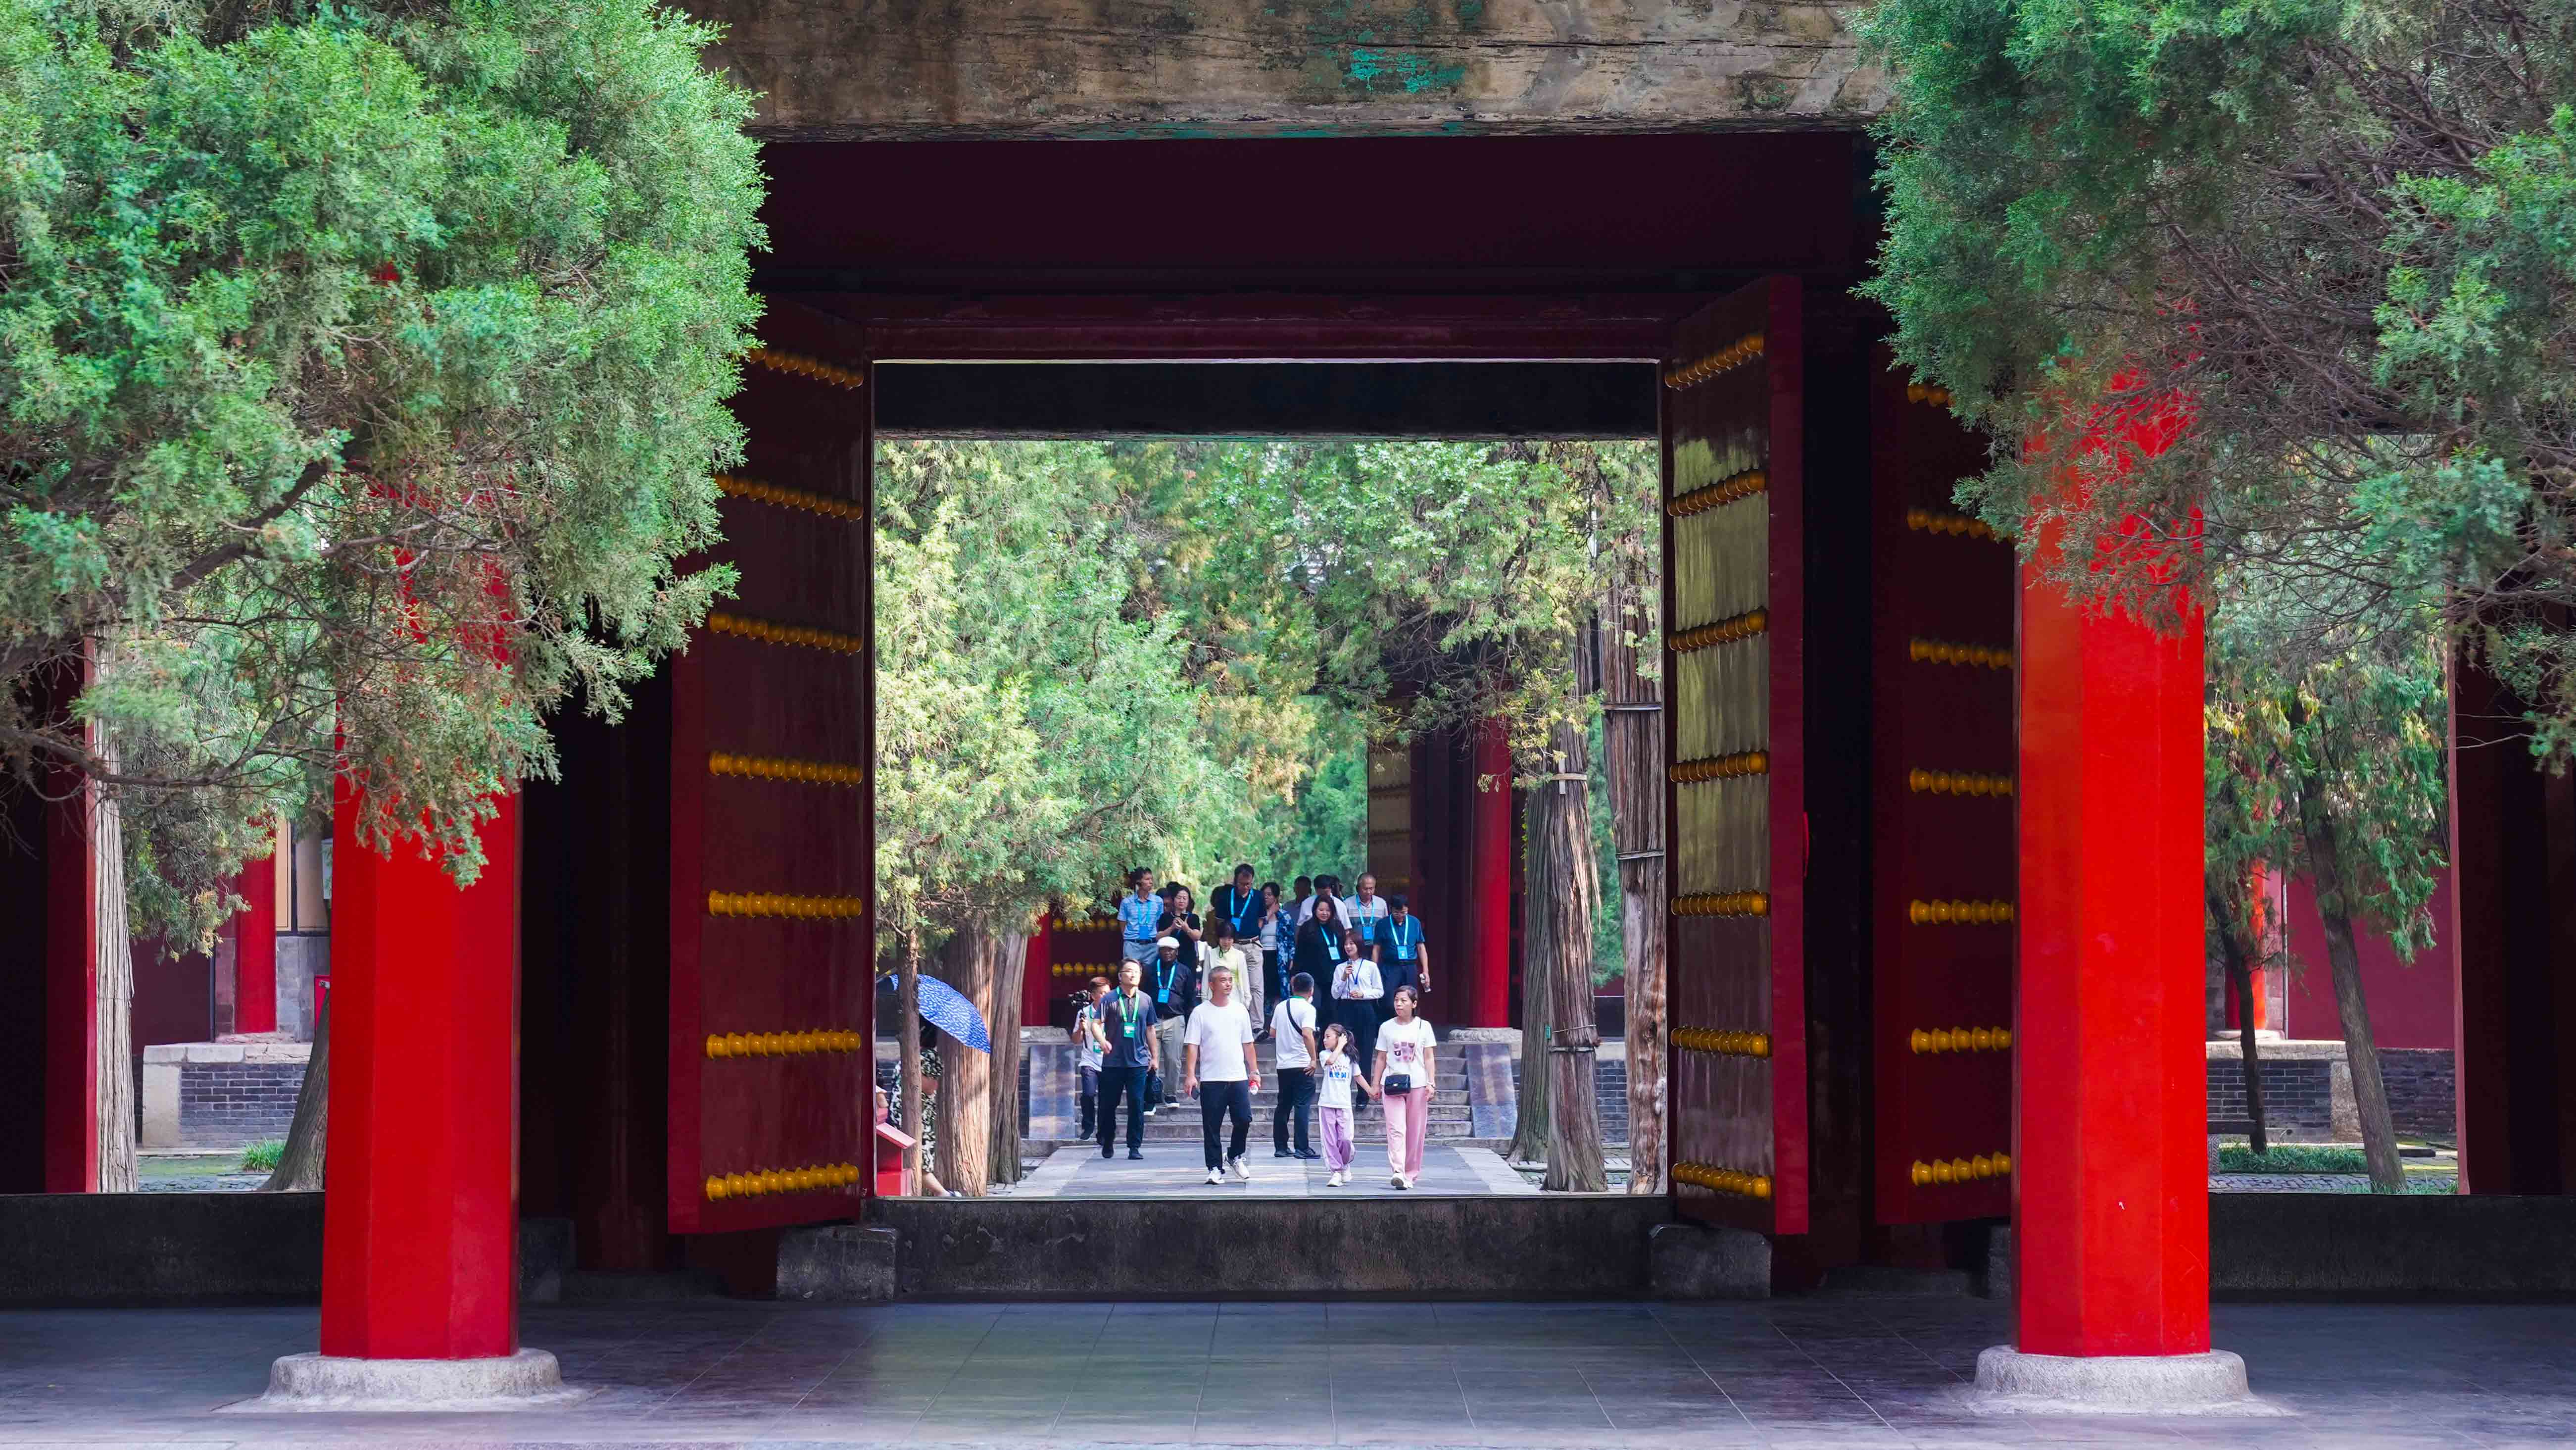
[880,973,990,1053]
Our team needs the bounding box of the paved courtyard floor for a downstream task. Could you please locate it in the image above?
[1013,1145,1535,1197]
[3,1298,2572,1447]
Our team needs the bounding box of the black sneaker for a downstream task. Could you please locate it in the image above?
[1274,1148,1293,1158]
[1295,1150,1323,1160]
[1101,1146,1114,1159]
[1127,1150,1145,1160]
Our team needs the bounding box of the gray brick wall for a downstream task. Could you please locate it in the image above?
[2207,1057,2334,1140]
[175,1061,304,1149]
[2206,1049,2455,1141]
[2379,1049,2455,1138]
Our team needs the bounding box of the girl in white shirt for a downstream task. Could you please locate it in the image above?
[1313,1023,1377,1188]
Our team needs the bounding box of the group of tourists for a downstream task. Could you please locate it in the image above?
[1072,863,1440,1189]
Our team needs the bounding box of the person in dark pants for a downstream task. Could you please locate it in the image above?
[1071,974,1110,1139]
[1183,962,1261,1184]
[1270,971,1320,1158]
[1381,894,1433,1004]
[1096,960,1155,1159]
[1212,862,1265,1018]
[1257,881,1288,1011]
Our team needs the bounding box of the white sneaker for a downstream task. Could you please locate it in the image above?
[1206,1169,1225,1185]
[1327,1171,1345,1188]
[1227,1157,1253,1183]
[1391,1173,1407,1189]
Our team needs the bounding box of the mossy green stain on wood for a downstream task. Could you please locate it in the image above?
[1346,46,1466,94]
[1259,0,1480,98]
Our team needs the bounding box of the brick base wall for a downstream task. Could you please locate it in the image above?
[2379,1048,2456,1138]
[2205,1044,2456,1141]
[139,1043,310,1151]
[2207,1057,2335,1140]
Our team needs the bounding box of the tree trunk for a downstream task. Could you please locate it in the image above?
[2287,742,2406,1193]
[1529,714,1606,1192]
[900,932,925,1186]
[90,759,137,1194]
[262,1001,328,1191]
[986,928,1030,1187]
[2207,887,2269,1155]
[934,922,994,1196]
[1508,858,1552,1164]
[1601,567,1665,1195]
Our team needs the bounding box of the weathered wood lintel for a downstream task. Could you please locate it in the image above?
[690,0,1889,141]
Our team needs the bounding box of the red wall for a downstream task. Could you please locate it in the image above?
[2279,869,2457,1050]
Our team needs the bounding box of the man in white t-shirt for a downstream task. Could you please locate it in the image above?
[1269,972,1320,1160]
[1183,964,1262,1185]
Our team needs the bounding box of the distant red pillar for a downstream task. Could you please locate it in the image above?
[2014,561,2208,1357]
[1467,719,1512,1029]
[234,853,279,1035]
[1023,914,1055,1026]
[319,786,521,1360]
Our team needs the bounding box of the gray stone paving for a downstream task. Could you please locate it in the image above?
[2,1298,2573,1445]
[2210,1173,2463,1194]
[1015,1145,1535,1198]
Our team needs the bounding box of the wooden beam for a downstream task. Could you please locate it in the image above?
[696,0,1888,140]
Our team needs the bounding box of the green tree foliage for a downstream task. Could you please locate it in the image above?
[873,441,1277,943]
[2205,590,2447,1189]
[1186,441,1659,765]
[877,438,1657,932]
[1,0,763,940]
[1863,0,2576,724]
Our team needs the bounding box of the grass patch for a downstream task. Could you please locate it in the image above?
[2217,1143,2369,1174]
[239,1139,286,1173]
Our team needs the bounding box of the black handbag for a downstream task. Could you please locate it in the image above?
[1383,1074,1414,1094]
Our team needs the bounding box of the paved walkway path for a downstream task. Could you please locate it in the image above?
[1014,1145,1534,1198]
[5,1298,2573,1445]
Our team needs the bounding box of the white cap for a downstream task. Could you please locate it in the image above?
[1157,936,1180,950]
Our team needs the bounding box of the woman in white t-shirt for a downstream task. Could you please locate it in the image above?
[1313,1022,1377,1188]
[1373,985,1438,1189]
[1328,930,1384,1061]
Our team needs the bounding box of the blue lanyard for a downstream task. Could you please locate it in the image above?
[1393,917,1419,958]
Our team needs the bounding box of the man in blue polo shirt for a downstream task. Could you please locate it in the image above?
[1116,867,1161,968]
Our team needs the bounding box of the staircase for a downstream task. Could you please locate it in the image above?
[1109,1042,1474,1144]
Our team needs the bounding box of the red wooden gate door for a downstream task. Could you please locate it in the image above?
[1867,352,2016,1223]
[1662,277,1808,1235]
[666,334,876,1233]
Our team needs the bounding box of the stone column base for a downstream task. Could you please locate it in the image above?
[237,1348,591,1412]
[1972,1346,2276,1414]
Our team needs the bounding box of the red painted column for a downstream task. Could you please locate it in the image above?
[320,785,521,1360]
[2014,563,2208,1357]
[235,853,279,1035]
[1467,718,1512,1029]
[1023,913,1055,1027]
